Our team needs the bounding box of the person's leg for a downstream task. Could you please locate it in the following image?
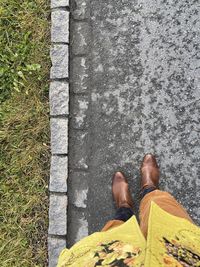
[139,189,193,237]
[101,172,134,231]
[139,154,193,238]
[114,206,134,221]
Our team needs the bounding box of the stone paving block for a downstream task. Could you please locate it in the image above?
[67,209,88,247]
[72,57,89,93]
[51,0,69,8]
[72,22,90,55]
[72,0,90,20]
[72,95,89,129]
[48,236,66,267]
[70,131,88,169]
[68,171,88,208]
[50,81,69,116]
[50,156,68,192]
[50,44,68,79]
[49,194,67,235]
[51,118,68,154]
[51,10,69,43]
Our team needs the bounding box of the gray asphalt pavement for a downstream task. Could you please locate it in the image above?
[68,0,200,247]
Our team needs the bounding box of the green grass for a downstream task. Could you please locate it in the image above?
[0,0,50,266]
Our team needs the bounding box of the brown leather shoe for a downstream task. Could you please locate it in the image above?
[112,172,133,209]
[140,154,160,190]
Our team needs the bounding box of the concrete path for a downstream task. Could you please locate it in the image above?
[68,0,200,247]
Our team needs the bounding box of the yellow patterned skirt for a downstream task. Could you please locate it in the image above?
[57,199,200,266]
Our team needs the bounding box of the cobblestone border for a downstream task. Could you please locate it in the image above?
[48,0,91,265]
[48,0,69,266]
